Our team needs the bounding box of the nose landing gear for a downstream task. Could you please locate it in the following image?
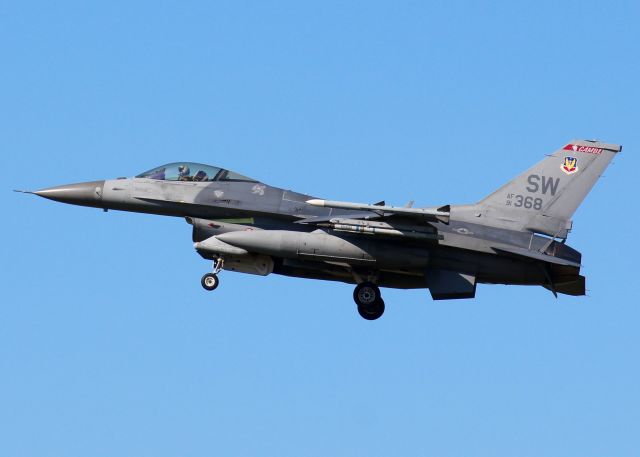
[201,272,219,291]
[201,258,224,291]
[353,282,385,320]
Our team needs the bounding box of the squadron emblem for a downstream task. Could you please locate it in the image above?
[561,156,578,174]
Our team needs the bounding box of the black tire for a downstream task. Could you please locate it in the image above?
[201,273,219,291]
[357,299,385,320]
[353,282,381,306]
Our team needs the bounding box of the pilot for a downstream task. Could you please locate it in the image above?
[178,165,191,181]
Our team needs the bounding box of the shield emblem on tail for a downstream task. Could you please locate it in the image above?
[561,156,578,174]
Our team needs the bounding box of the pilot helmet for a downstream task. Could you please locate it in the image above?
[178,165,190,176]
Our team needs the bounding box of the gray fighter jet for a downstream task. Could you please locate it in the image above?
[19,139,620,320]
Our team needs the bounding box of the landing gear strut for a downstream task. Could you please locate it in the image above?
[353,282,385,320]
[201,258,224,291]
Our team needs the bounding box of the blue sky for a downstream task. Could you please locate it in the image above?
[1,1,639,455]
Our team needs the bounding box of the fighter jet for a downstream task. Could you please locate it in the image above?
[19,139,620,320]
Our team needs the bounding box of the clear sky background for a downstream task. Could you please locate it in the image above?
[1,1,639,456]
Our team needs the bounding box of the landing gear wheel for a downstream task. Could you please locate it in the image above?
[201,273,219,291]
[353,282,381,307]
[358,299,385,320]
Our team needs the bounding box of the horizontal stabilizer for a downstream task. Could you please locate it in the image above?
[543,275,586,296]
[492,245,581,268]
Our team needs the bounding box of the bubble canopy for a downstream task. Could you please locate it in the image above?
[136,162,257,183]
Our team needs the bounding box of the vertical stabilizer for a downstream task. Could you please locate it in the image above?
[476,140,621,238]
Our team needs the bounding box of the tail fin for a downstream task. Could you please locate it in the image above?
[477,139,621,238]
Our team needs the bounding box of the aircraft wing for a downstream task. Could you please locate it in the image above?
[294,212,384,225]
[305,199,450,224]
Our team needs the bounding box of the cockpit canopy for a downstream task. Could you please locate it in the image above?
[136,162,257,183]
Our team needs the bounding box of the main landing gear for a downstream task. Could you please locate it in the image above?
[201,258,224,291]
[353,282,385,320]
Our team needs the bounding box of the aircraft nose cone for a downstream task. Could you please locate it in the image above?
[34,180,105,207]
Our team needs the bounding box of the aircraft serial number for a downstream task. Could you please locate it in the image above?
[505,194,543,210]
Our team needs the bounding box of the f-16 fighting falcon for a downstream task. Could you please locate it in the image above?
[18,139,620,320]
